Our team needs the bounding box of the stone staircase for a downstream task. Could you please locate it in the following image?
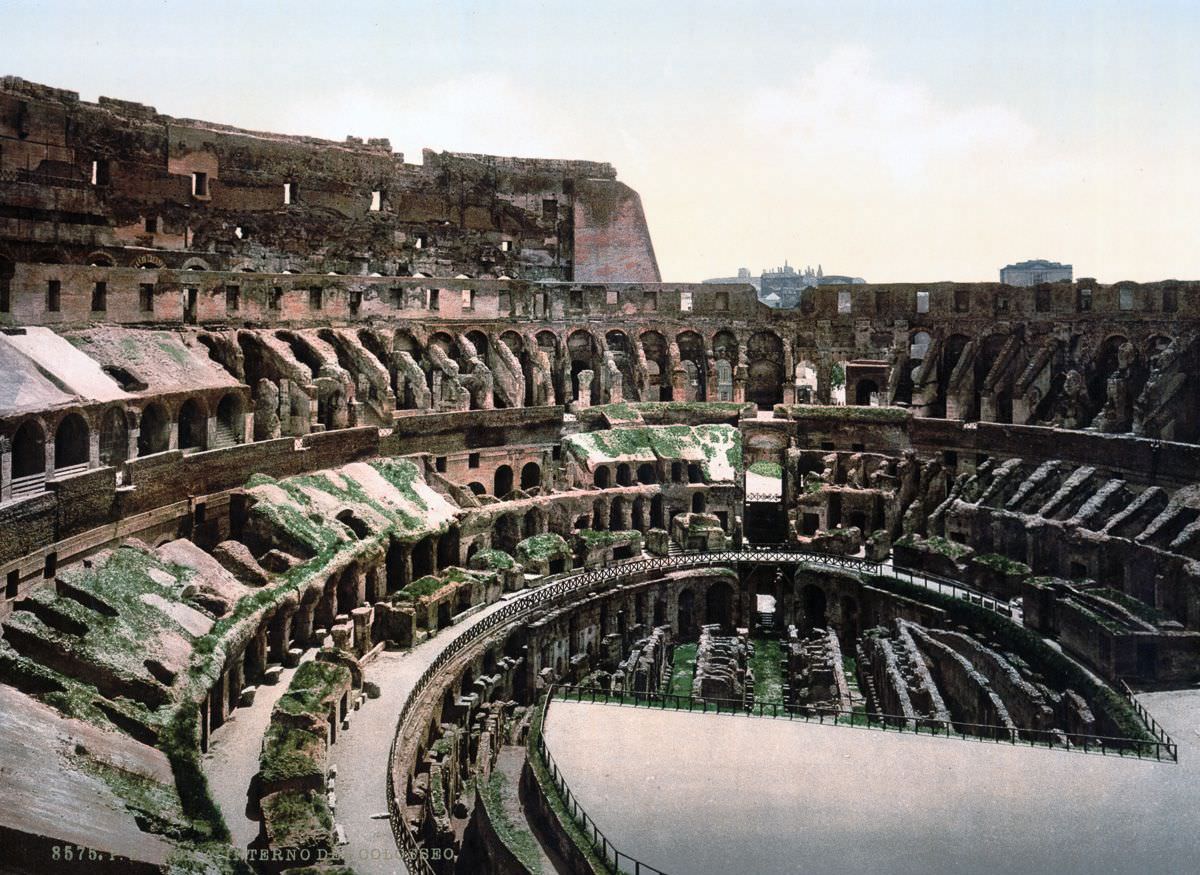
[209,420,239,450]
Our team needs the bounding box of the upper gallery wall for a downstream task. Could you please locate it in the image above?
[0,76,661,283]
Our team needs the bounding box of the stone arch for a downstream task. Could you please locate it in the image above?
[520,461,541,491]
[676,330,708,401]
[411,535,435,579]
[493,464,514,498]
[705,580,735,631]
[609,496,627,531]
[177,398,207,451]
[523,507,545,539]
[493,514,520,554]
[604,329,637,400]
[437,526,460,569]
[216,393,244,445]
[131,254,166,270]
[137,403,170,456]
[11,418,46,478]
[616,463,632,487]
[1088,334,1132,410]
[179,256,212,271]
[468,481,486,496]
[640,330,670,401]
[637,463,656,485]
[567,329,599,404]
[747,330,785,410]
[53,412,89,470]
[501,330,535,407]
[855,378,879,406]
[99,406,129,468]
[800,583,827,630]
[593,466,610,488]
[85,250,115,267]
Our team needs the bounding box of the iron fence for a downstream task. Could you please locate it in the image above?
[552,685,1178,762]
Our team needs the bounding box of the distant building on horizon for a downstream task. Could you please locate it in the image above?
[1000,259,1073,286]
[703,262,866,308]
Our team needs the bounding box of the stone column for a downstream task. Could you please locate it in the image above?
[293,600,316,647]
[269,605,296,663]
[88,430,100,468]
[576,370,593,408]
[351,606,373,657]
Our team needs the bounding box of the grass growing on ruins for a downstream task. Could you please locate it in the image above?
[774,404,911,423]
[749,638,784,703]
[260,724,325,784]
[748,461,783,478]
[274,660,350,717]
[480,770,544,873]
[669,643,698,698]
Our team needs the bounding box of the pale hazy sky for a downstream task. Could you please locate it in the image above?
[5,0,1199,283]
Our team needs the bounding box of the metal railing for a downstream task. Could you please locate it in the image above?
[552,685,1178,762]
[531,688,669,874]
[384,546,1174,870]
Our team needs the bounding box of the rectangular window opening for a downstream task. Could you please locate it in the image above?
[5,569,17,600]
[192,172,208,197]
[1078,288,1092,312]
[916,291,930,314]
[47,280,61,312]
[606,289,618,305]
[369,190,382,211]
[284,182,295,205]
[468,453,481,469]
[428,288,440,311]
[1036,288,1051,312]
[644,291,658,311]
[270,287,283,311]
[226,285,240,313]
[461,288,475,311]
[542,198,558,221]
[716,291,730,311]
[144,216,157,234]
[680,290,693,312]
[309,287,322,310]
[1119,287,1134,311]
[837,290,852,314]
[91,281,107,312]
[349,290,362,315]
[140,283,155,312]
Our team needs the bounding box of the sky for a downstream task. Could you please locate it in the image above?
[4,0,1200,283]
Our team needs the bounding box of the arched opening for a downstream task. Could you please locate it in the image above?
[801,584,827,630]
[676,331,708,401]
[854,378,878,406]
[53,413,89,471]
[493,464,514,498]
[567,330,599,404]
[535,331,563,403]
[137,404,170,456]
[609,497,626,531]
[177,399,207,451]
[594,466,611,488]
[437,526,460,569]
[216,393,243,445]
[936,334,970,418]
[637,463,656,485]
[592,498,607,530]
[11,420,46,480]
[677,588,695,639]
[705,582,735,631]
[604,330,637,401]
[336,565,359,615]
[99,407,128,468]
[493,514,520,554]
[522,508,544,539]
[468,481,486,496]
[411,536,435,579]
[747,331,785,411]
[336,509,370,539]
[520,462,541,491]
[640,331,671,401]
[616,463,632,487]
[650,494,665,529]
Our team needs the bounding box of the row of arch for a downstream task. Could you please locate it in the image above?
[5,392,246,490]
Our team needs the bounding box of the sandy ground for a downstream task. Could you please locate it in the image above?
[543,692,1200,875]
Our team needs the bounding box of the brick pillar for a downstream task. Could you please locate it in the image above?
[0,436,11,503]
[351,606,373,657]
